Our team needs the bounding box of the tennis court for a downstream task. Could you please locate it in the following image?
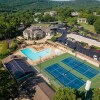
[45,64,85,89]
[62,57,99,79]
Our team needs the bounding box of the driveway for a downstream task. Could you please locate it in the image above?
[57,28,68,43]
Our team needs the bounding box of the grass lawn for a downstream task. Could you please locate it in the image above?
[0,42,3,53]
[55,33,62,38]
[0,41,8,55]
[79,23,96,34]
[35,53,100,91]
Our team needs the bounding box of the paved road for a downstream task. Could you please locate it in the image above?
[57,28,68,43]
[57,29,100,61]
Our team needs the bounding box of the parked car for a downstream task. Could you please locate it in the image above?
[65,42,68,46]
[93,55,97,60]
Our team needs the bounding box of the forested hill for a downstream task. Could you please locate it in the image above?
[0,0,100,12]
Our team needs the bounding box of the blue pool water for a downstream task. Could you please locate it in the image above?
[21,48,51,61]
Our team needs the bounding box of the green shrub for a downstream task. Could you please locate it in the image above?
[0,41,8,59]
[10,40,18,52]
[51,37,56,42]
[0,59,3,68]
[91,45,100,50]
[0,41,8,55]
[80,42,88,47]
[72,49,76,53]
[71,27,79,32]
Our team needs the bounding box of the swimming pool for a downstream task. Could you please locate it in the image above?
[21,48,51,61]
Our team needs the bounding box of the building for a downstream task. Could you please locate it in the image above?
[34,18,39,22]
[93,12,100,16]
[44,12,50,15]
[34,81,55,100]
[71,12,79,16]
[34,12,41,16]
[23,26,46,40]
[23,25,58,40]
[44,11,57,17]
[77,18,87,23]
[42,25,58,36]
[2,55,34,82]
[15,77,55,100]
[50,11,57,17]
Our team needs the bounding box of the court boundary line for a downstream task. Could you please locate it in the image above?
[45,63,85,89]
[62,57,99,79]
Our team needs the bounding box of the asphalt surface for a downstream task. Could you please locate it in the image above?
[56,28,100,61]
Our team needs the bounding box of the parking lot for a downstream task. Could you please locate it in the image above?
[56,28,100,61]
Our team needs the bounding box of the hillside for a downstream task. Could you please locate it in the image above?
[0,0,100,12]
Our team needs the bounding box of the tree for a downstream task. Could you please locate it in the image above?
[0,70,16,98]
[10,40,18,52]
[92,88,100,100]
[78,12,89,18]
[53,87,85,100]
[71,27,79,32]
[96,10,100,15]
[54,88,76,100]
[0,60,3,68]
[43,14,56,22]
[87,15,96,25]
[57,7,73,22]
[94,18,100,34]
[67,17,77,26]
[80,29,88,36]
[51,37,56,42]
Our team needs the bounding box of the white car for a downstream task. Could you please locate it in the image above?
[65,42,68,46]
[93,55,97,60]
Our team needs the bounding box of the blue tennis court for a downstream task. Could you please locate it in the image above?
[62,57,99,79]
[45,64,85,89]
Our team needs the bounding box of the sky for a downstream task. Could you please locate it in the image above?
[52,0,74,1]
[52,0,100,1]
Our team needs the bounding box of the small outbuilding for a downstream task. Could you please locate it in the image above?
[77,18,87,23]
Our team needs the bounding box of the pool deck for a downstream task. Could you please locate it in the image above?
[14,44,66,66]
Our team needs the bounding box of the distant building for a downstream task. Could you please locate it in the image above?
[34,12,41,16]
[77,18,87,23]
[71,12,79,16]
[34,18,39,22]
[50,11,57,17]
[44,12,50,16]
[44,11,57,17]
[93,12,100,16]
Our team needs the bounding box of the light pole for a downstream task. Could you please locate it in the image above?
[85,80,91,98]
[34,34,36,44]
